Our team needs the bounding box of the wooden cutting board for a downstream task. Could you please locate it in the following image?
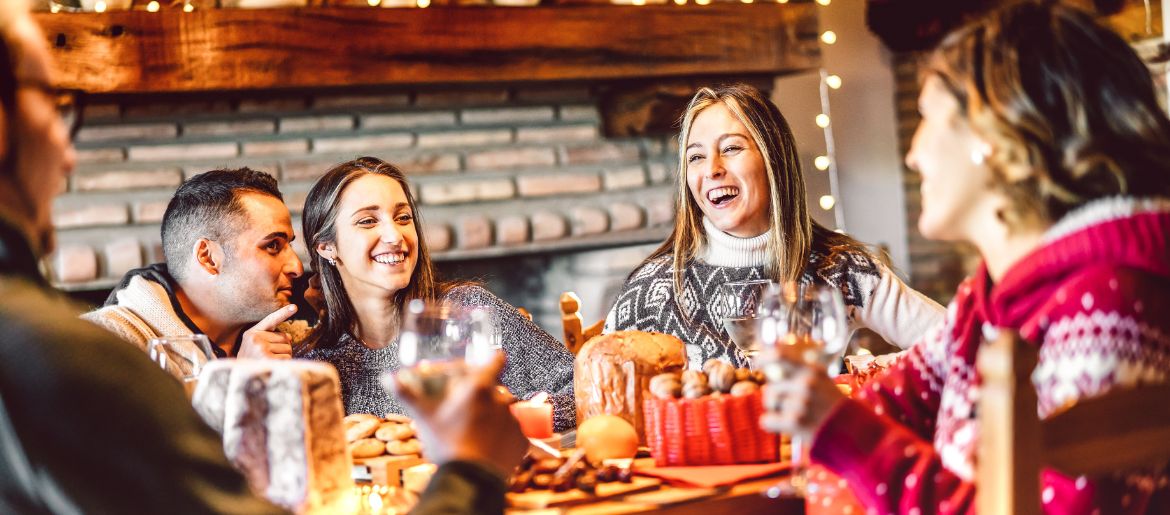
[353,454,425,487]
[507,476,663,510]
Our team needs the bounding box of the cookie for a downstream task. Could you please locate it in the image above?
[345,418,379,443]
[344,413,380,426]
[374,422,416,442]
[386,438,422,456]
[383,413,412,424]
[349,438,386,459]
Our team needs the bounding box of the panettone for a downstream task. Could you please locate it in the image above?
[573,331,687,443]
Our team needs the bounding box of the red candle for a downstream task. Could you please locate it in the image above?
[510,394,553,439]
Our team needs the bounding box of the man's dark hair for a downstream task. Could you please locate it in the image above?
[160,168,283,281]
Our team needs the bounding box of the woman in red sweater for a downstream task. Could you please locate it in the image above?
[762,2,1170,513]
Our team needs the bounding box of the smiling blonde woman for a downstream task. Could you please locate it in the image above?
[604,84,944,369]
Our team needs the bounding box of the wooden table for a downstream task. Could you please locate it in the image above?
[506,476,805,514]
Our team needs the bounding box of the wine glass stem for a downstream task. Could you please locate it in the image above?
[791,435,807,488]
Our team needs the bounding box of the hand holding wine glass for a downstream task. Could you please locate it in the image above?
[755,282,851,498]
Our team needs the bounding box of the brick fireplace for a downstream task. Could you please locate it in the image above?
[54,83,677,333]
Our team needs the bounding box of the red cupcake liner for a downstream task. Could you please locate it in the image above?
[643,390,779,466]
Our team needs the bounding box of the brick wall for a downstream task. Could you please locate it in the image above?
[892,54,980,304]
[54,85,677,290]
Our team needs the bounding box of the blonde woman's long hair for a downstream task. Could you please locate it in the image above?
[645,83,868,296]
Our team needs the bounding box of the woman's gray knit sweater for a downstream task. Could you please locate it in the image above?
[298,285,577,431]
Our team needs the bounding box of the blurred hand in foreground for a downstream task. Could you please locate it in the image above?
[758,348,846,444]
[388,352,527,477]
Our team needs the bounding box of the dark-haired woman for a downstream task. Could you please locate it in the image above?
[296,157,576,431]
[764,2,1170,513]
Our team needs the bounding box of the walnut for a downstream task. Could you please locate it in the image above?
[649,373,682,400]
[730,381,760,396]
[735,368,753,383]
[706,361,736,393]
[682,382,710,399]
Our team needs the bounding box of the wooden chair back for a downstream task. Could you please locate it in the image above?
[976,330,1170,515]
[560,291,603,356]
[516,307,533,322]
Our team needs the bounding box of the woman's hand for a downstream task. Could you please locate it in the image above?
[759,357,847,444]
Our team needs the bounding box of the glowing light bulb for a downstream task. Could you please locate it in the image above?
[816,0,830,5]
[696,0,711,5]
[94,0,106,12]
[146,0,159,10]
[633,0,645,5]
[741,0,753,3]
[417,0,430,7]
[814,156,831,171]
[819,195,836,210]
[50,3,60,11]
[825,74,842,89]
[368,0,380,5]
[777,0,788,3]
[674,0,686,4]
[821,31,837,45]
[182,2,194,11]
[815,114,830,128]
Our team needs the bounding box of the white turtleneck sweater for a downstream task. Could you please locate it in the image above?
[604,218,944,368]
[696,217,770,268]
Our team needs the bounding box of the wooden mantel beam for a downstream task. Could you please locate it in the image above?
[34,4,821,95]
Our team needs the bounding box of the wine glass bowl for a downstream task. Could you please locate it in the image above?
[395,299,475,398]
[712,279,775,359]
[147,334,214,398]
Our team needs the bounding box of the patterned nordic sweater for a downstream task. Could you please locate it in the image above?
[811,197,1170,514]
[298,285,577,431]
[604,218,944,369]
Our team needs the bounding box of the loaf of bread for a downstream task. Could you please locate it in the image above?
[573,331,687,443]
[193,360,355,514]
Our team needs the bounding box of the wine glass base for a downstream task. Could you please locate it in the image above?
[762,474,807,499]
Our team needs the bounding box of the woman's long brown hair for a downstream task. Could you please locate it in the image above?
[927,0,1170,226]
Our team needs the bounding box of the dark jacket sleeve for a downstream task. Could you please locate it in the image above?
[0,281,286,515]
[412,461,507,515]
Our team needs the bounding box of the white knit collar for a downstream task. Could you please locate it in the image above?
[1044,196,1170,242]
[697,217,769,268]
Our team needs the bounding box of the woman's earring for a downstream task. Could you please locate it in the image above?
[971,143,991,165]
[327,258,336,266]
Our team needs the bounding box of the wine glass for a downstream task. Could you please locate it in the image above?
[755,281,849,499]
[712,279,775,363]
[390,299,496,400]
[148,334,214,399]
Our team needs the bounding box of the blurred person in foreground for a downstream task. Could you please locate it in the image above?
[0,1,522,512]
[0,0,283,510]
[762,1,1170,513]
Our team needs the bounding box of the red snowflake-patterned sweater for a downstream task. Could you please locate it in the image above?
[810,197,1170,514]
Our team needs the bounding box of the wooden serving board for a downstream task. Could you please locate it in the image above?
[507,476,663,510]
[353,454,425,487]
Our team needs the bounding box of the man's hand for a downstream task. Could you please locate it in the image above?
[237,304,298,359]
[388,353,527,477]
